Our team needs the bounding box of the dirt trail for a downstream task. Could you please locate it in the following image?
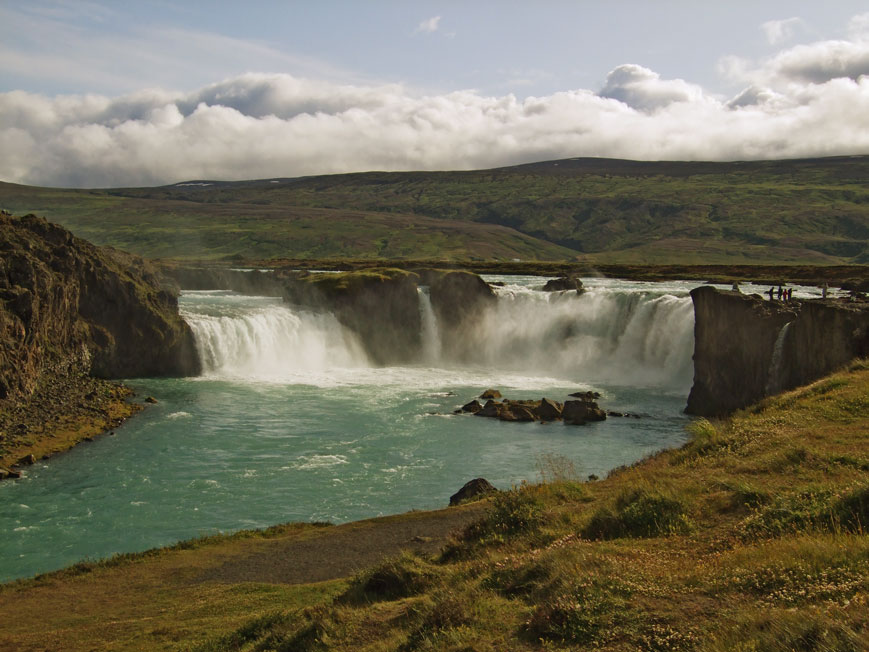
[197,504,485,585]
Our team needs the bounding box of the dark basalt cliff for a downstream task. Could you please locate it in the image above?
[687,286,869,416]
[0,213,199,402]
[283,268,423,365]
[428,270,497,359]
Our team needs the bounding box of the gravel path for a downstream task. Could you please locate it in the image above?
[198,504,486,585]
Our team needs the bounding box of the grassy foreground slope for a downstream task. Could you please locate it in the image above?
[2,155,868,264]
[1,362,867,651]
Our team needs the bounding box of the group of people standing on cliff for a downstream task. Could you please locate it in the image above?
[767,285,794,302]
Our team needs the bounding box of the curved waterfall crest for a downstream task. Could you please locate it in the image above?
[179,284,695,389]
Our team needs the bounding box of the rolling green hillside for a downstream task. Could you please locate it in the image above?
[2,156,868,263]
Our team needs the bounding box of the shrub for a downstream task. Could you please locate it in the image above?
[459,486,545,546]
[832,484,869,533]
[401,587,478,651]
[673,418,728,462]
[726,481,771,510]
[525,578,632,646]
[582,487,693,540]
[736,488,833,540]
[736,485,869,540]
[341,550,438,603]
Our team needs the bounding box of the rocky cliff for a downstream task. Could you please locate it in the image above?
[428,270,497,360]
[1,213,199,402]
[686,286,868,416]
[283,268,423,364]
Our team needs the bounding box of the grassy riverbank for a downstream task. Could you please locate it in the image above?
[1,361,866,651]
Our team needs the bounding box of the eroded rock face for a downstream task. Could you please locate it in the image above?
[429,270,497,358]
[686,286,869,416]
[282,268,422,365]
[0,214,200,401]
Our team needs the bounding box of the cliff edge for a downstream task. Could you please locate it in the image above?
[687,286,868,416]
[1,213,200,470]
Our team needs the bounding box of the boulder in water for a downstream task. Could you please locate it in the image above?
[563,399,607,425]
[458,399,483,414]
[569,390,601,400]
[476,399,501,418]
[480,389,502,399]
[535,398,563,421]
[449,478,497,506]
[499,404,536,422]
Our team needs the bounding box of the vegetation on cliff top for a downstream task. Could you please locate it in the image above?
[1,155,867,265]
[1,361,866,651]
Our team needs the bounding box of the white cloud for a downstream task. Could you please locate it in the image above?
[3,66,869,188]
[415,16,441,34]
[721,30,869,90]
[762,17,803,45]
[598,64,708,112]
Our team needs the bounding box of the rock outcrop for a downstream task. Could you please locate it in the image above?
[469,394,606,426]
[429,270,497,359]
[449,477,496,506]
[1,214,199,402]
[282,268,422,364]
[686,286,869,416]
[542,276,584,293]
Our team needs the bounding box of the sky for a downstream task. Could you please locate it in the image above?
[1,0,869,187]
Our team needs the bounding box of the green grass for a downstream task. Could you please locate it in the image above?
[2,155,868,264]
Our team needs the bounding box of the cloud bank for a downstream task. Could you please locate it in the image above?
[2,28,869,187]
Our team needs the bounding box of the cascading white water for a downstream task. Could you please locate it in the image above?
[181,292,369,379]
[417,286,442,364]
[457,285,695,389]
[765,321,792,395]
[179,284,695,390]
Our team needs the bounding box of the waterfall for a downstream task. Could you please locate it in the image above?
[178,285,695,390]
[765,322,792,395]
[458,285,695,389]
[417,286,442,363]
[180,292,369,380]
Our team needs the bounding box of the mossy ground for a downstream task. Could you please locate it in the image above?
[0,362,867,651]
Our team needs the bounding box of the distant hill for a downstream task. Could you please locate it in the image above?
[1,155,867,264]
